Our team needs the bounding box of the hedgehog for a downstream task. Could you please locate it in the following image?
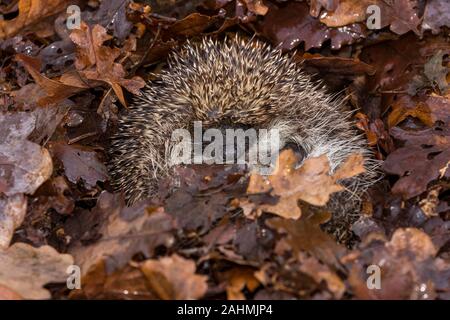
[108,36,379,239]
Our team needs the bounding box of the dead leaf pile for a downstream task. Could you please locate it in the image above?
[0,0,449,300]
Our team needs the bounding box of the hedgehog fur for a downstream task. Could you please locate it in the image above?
[108,36,379,238]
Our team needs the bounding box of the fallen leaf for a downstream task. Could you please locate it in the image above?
[246,150,365,219]
[140,254,208,300]
[223,267,260,300]
[320,0,421,35]
[267,209,347,269]
[0,0,71,39]
[69,23,145,106]
[67,192,176,277]
[261,2,366,51]
[16,53,88,106]
[49,142,108,188]
[0,194,27,249]
[0,242,74,299]
[345,228,448,299]
[422,0,450,34]
[383,126,450,199]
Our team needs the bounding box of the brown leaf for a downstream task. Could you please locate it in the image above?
[16,54,88,106]
[298,255,345,299]
[0,242,74,299]
[0,112,53,197]
[387,95,433,128]
[67,192,176,277]
[140,254,208,300]
[383,126,450,199]
[267,209,347,269]
[422,0,450,34]
[0,194,27,249]
[49,142,108,188]
[0,0,71,39]
[246,150,365,219]
[345,228,448,299]
[320,0,421,35]
[243,0,268,16]
[261,2,366,51]
[223,267,260,300]
[69,23,145,106]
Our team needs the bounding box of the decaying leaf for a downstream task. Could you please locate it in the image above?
[0,242,74,299]
[267,209,347,269]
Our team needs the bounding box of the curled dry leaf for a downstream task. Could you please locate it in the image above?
[0,0,71,39]
[223,267,260,300]
[69,23,145,106]
[16,53,88,106]
[0,242,74,299]
[140,254,208,300]
[243,0,269,16]
[246,149,365,219]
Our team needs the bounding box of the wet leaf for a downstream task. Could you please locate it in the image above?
[49,142,108,188]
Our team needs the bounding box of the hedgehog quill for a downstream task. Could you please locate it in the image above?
[108,37,379,236]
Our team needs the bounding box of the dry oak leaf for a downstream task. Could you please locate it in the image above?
[69,23,145,107]
[383,126,450,199]
[68,192,176,277]
[261,1,366,51]
[0,242,74,299]
[140,254,208,300]
[0,0,71,39]
[246,149,365,219]
[16,54,88,106]
[49,142,108,188]
[267,209,347,270]
[320,0,421,35]
[422,0,450,34]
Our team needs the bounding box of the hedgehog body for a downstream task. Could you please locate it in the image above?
[108,37,379,232]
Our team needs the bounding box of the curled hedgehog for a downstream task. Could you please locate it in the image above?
[108,37,379,237]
